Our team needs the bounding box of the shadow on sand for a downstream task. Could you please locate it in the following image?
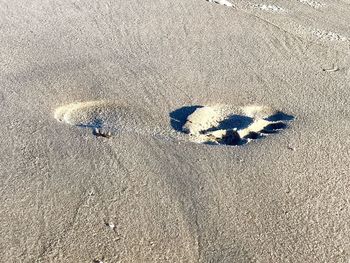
[169,105,203,132]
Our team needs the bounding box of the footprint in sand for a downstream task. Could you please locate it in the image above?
[54,101,153,137]
[170,105,294,146]
[55,101,294,146]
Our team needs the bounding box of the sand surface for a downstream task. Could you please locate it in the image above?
[1,0,350,262]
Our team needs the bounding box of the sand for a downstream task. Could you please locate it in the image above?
[1,0,350,262]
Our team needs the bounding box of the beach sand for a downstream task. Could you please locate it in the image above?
[1,0,350,262]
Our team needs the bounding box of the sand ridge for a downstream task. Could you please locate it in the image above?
[205,0,349,47]
[207,0,234,7]
[253,4,285,13]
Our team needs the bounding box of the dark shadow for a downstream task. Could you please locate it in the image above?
[203,114,253,134]
[261,122,287,134]
[244,131,264,140]
[76,118,103,129]
[217,129,248,146]
[203,133,248,146]
[264,112,294,122]
[76,118,104,136]
[203,141,220,146]
[169,105,203,132]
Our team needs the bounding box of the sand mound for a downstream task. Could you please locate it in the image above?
[54,101,152,137]
[54,101,109,124]
[182,106,223,135]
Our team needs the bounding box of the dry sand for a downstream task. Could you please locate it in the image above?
[1,0,350,262]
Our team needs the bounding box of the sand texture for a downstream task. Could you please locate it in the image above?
[1,0,350,262]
